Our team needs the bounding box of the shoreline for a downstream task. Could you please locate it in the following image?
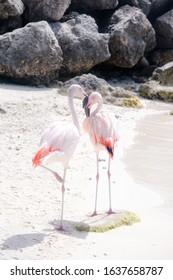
[122,101,173,215]
[0,84,173,260]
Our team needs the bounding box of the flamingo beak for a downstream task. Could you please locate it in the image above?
[82,94,90,117]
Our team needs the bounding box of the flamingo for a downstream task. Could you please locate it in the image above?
[83,92,119,216]
[32,84,87,231]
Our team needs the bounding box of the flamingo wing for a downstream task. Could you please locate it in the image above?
[33,121,80,167]
[89,112,119,158]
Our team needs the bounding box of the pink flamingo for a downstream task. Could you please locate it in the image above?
[32,84,87,231]
[83,92,119,216]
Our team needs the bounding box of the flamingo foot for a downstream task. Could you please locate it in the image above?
[57,225,66,231]
[56,224,65,232]
[107,208,116,215]
[90,210,98,217]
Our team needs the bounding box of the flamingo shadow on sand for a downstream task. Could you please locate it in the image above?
[1,233,46,251]
[47,219,89,239]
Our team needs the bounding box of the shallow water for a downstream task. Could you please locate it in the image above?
[123,101,173,216]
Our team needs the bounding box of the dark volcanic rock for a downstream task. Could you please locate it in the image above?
[154,9,173,49]
[119,0,152,15]
[22,0,71,22]
[0,21,63,85]
[61,73,111,93]
[60,73,143,108]
[50,14,110,76]
[71,0,119,10]
[0,0,172,90]
[139,61,173,101]
[107,5,156,68]
[152,61,173,86]
[0,0,24,19]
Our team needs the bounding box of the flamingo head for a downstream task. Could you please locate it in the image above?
[68,84,90,116]
[83,92,103,117]
[68,84,87,99]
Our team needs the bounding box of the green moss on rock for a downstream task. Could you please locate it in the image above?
[121,96,143,108]
[71,211,140,233]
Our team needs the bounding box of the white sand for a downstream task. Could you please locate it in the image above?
[0,83,173,260]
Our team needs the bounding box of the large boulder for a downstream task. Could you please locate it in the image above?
[154,9,173,49]
[152,61,173,86]
[71,0,119,10]
[0,0,24,35]
[22,0,71,22]
[107,5,156,68]
[60,73,143,108]
[139,80,173,102]
[50,14,110,76]
[139,61,173,101]
[0,0,24,19]
[60,73,112,94]
[0,21,63,84]
[119,0,152,15]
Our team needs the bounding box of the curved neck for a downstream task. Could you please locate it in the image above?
[90,101,103,118]
[68,94,80,133]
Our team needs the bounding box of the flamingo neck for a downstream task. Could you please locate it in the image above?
[90,100,103,118]
[68,94,80,133]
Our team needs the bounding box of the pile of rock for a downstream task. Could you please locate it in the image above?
[0,0,173,91]
[139,61,173,101]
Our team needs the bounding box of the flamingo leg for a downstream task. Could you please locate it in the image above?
[41,164,67,230]
[92,153,99,216]
[58,168,67,231]
[40,164,63,183]
[107,157,115,214]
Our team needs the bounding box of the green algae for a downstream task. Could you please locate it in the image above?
[72,211,140,233]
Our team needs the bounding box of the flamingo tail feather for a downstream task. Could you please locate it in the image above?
[99,136,114,159]
[32,144,51,168]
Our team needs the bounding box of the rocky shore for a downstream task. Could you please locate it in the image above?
[0,1,173,102]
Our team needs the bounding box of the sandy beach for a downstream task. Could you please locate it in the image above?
[0,83,173,260]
